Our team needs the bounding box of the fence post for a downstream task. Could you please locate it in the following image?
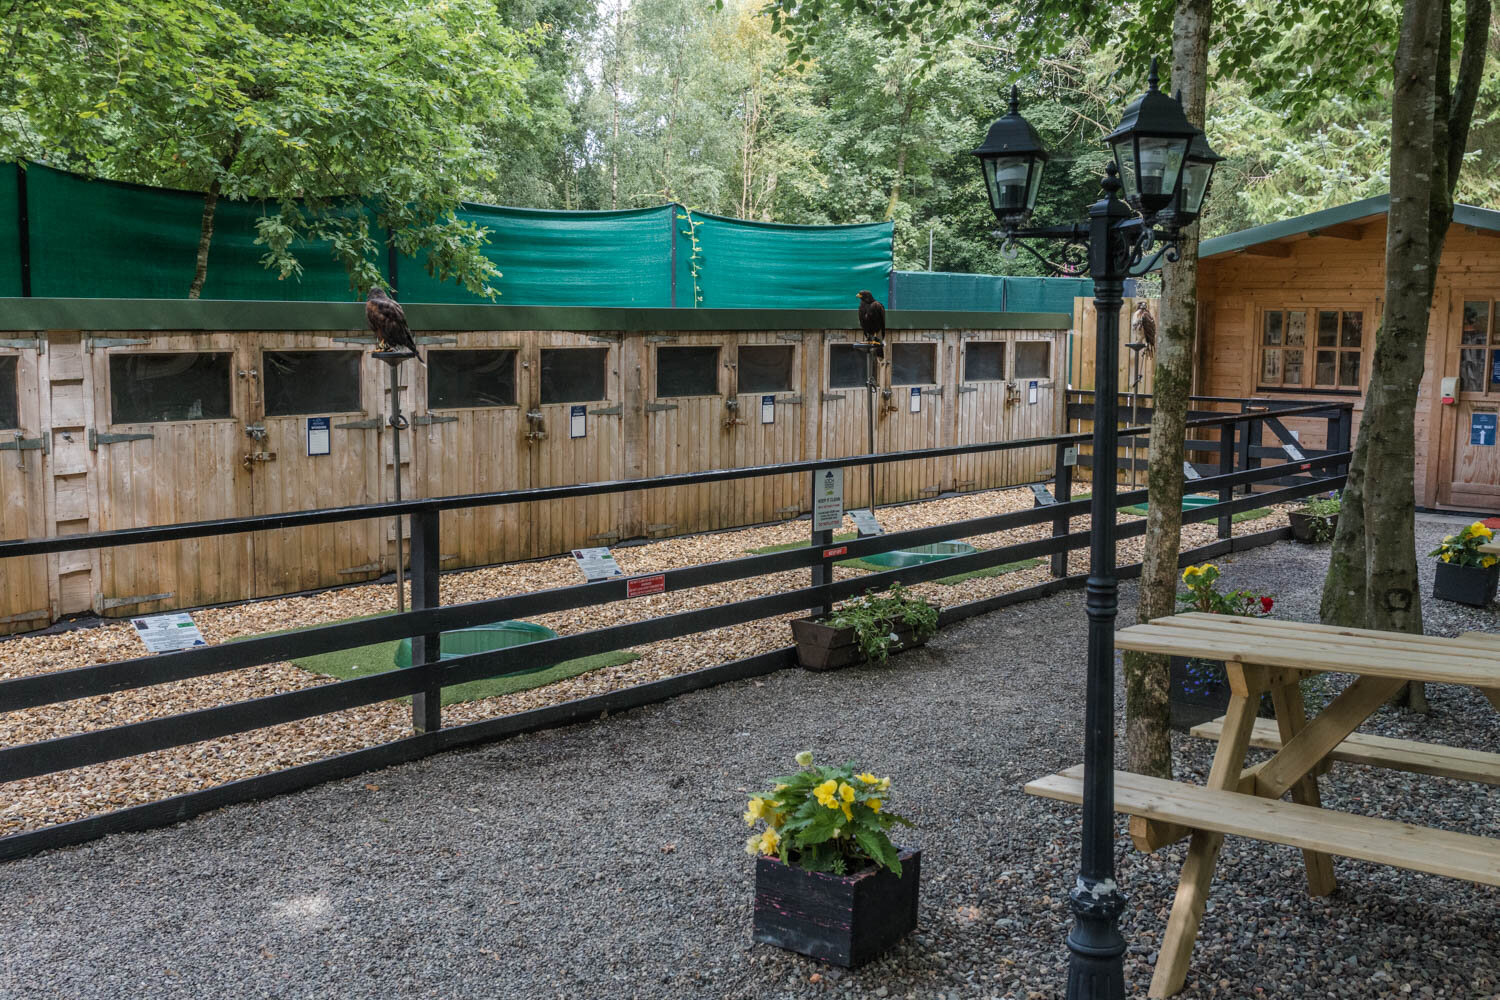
[1051,440,1072,577]
[1217,421,1234,540]
[1337,405,1353,475]
[810,471,834,617]
[409,509,442,734]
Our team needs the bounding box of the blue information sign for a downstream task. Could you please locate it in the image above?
[1472,412,1497,447]
[306,416,331,456]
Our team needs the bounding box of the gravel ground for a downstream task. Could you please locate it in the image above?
[1,517,1495,999]
[0,485,1297,837]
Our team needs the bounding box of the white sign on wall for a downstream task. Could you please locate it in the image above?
[572,547,623,581]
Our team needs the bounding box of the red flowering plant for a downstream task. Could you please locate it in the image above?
[1176,564,1275,696]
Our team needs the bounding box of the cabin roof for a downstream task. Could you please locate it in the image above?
[1198,195,1500,260]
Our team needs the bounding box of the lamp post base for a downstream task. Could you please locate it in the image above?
[1065,878,1128,1000]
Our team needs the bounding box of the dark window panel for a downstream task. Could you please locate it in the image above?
[428,349,517,409]
[1459,348,1485,393]
[1461,301,1488,344]
[738,345,795,394]
[1263,311,1282,346]
[1285,310,1307,346]
[1316,310,1339,347]
[1340,311,1363,349]
[1338,351,1361,389]
[963,341,1005,381]
[1283,349,1304,386]
[891,343,936,386]
[1315,350,1336,386]
[263,351,362,416]
[1013,341,1051,379]
[828,344,868,389]
[1261,348,1282,384]
[109,353,232,423]
[656,346,719,397]
[0,356,16,429]
[540,348,609,404]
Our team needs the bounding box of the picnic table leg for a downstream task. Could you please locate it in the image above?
[1150,662,1266,998]
[1270,678,1337,897]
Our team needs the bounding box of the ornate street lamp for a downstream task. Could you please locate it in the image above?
[973,58,1215,1000]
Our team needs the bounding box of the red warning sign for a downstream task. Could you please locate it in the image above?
[822,546,848,558]
[626,574,666,598]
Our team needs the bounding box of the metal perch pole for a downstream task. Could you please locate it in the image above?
[376,354,410,613]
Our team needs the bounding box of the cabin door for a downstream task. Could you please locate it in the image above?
[643,336,732,537]
[953,336,1013,493]
[879,334,947,504]
[1438,296,1500,511]
[729,335,809,526]
[0,342,50,633]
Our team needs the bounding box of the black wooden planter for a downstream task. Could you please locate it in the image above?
[1288,511,1338,544]
[1168,657,1277,730]
[752,849,920,967]
[789,611,937,671]
[1432,561,1500,608]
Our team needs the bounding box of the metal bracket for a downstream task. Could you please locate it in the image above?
[820,392,846,402]
[85,336,150,352]
[646,523,676,534]
[337,561,382,576]
[88,428,155,449]
[0,434,46,452]
[99,590,173,610]
[921,333,943,340]
[244,423,267,440]
[919,484,942,494]
[0,337,42,353]
[920,386,944,395]
[776,504,802,517]
[776,333,804,342]
[645,335,675,343]
[588,405,622,416]
[414,335,458,345]
[334,417,382,430]
[588,334,622,344]
[958,385,979,394]
[0,607,49,625]
[644,401,679,413]
[778,395,805,405]
[588,530,622,543]
[334,336,378,346]
[411,414,458,426]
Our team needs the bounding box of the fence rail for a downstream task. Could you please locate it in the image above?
[0,399,1353,859]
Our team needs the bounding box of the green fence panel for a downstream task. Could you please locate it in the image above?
[1001,275,1094,313]
[397,204,677,307]
[891,271,1099,313]
[23,164,381,301]
[0,165,20,297]
[687,212,892,309]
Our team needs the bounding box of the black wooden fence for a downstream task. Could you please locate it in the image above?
[0,400,1352,860]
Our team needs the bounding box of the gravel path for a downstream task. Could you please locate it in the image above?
[1,518,1496,999]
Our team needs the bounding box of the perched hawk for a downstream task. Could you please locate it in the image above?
[856,290,886,359]
[366,286,424,364]
[1132,301,1157,352]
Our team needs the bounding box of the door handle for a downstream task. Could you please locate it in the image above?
[241,451,277,468]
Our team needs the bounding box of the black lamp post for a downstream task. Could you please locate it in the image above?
[972,59,1219,1000]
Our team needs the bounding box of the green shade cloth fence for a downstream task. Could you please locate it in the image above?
[890,271,1122,313]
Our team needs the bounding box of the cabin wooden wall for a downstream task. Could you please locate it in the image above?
[0,323,1066,633]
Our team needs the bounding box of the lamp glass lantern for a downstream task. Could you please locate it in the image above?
[972,86,1050,227]
[1103,66,1201,218]
[1172,131,1224,223]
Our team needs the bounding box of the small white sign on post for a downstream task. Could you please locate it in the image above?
[1282,442,1306,462]
[761,395,775,424]
[306,416,331,457]
[131,612,207,653]
[850,508,882,537]
[1183,460,1202,480]
[572,547,623,582]
[1028,380,1039,405]
[909,387,921,413]
[1063,446,1078,467]
[811,468,845,533]
[570,405,586,439]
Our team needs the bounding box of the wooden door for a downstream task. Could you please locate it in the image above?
[879,333,947,504]
[643,335,732,537]
[953,334,1013,493]
[524,335,625,555]
[0,343,50,634]
[1008,332,1062,484]
[819,337,876,512]
[248,339,383,597]
[730,335,808,526]
[412,337,533,569]
[90,336,254,616]
[1439,296,1500,511]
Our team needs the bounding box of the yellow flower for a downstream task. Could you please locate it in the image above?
[795,751,814,767]
[857,772,880,785]
[745,834,764,857]
[760,828,780,856]
[1483,556,1498,568]
[814,779,839,809]
[867,797,882,813]
[1182,566,1201,583]
[744,797,766,826]
[880,776,891,791]
[839,782,856,804]
[1474,523,1495,540]
[1441,552,1452,563]
[841,803,853,822]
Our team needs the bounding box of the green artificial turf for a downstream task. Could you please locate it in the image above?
[931,557,1044,586]
[243,613,638,706]
[745,533,888,573]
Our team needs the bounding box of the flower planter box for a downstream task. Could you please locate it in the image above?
[1288,511,1338,544]
[1169,657,1277,730]
[790,610,937,671]
[1432,561,1500,608]
[752,849,920,967]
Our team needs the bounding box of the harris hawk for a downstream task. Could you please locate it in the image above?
[1131,300,1157,352]
[856,289,886,359]
[366,286,425,364]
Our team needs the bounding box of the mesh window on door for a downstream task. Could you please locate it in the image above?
[964,342,1005,381]
[656,346,720,397]
[891,343,936,385]
[828,344,869,389]
[263,351,362,415]
[1013,341,1051,379]
[1459,300,1499,395]
[738,345,795,393]
[540,348,609,403]
[0,356,16,429]
[428,350,518,408]
[109,353,233,423]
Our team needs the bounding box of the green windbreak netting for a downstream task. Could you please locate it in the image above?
[684,212,893,309]
[891,271,1096,313]
[397,203,677,307]
[23,164,381,300]
[0,166,20,297]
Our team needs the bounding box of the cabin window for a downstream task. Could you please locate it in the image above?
[1013,341,1052,379]
[109,353,233,423]
[828,344,869,389]
[428,349,518,409]
[263,351,362,416]
[891,343,936,385]
[964,341,1006,381]
[737,345,795,394]
[540,348,609,403]
[1259,308,1364,391]
[656,346,720,397]
[0,356,16,429]
[1459,300,1500,395]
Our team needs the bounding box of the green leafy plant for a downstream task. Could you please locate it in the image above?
[1298,492,1342,517]
[1178,563,1274,617]
[1429,521,1499,569]
[825,584,939,664]
[744,751,914,876]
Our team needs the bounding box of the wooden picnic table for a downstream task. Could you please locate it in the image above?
[1026,612,1500,997]
[1480,540,1500,556]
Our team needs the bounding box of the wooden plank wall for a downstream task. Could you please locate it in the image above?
[0,324,1066,632]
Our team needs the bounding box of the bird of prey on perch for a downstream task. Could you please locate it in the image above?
[1131,300,1157,352]
[856,290,886,359]
[366,286,425,364]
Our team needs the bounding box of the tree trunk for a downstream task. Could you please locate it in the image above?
[1122,0,1212,780]
[187,135,242,300]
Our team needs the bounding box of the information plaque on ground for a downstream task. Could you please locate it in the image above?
[811,468,844,533]
[131,612,207,653]
[850,508,882,537]
[572,547,623,582]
